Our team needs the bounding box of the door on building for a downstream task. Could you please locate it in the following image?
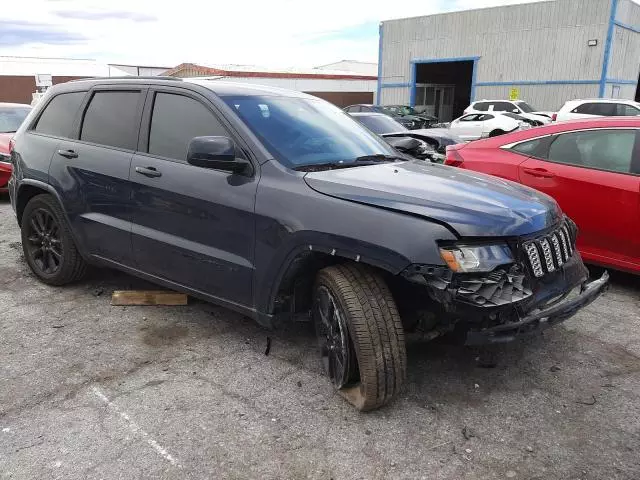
[415,84,455,122]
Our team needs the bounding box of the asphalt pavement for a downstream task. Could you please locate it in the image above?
[1,196,639,480]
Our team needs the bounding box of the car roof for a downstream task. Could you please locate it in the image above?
[564,98,639,104]
[473,99,519,103]
[0,102,31,108]
[54,76,318,99]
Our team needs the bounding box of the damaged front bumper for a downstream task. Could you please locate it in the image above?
[402,250,609,346]
[465,271,609,345]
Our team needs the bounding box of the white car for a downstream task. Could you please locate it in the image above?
[464,99,552,125]
[449,112,530,141]
[554,98,640,122]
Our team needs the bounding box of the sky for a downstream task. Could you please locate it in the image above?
[1,0,548,69]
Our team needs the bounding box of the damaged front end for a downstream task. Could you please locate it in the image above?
[400,219,609,345]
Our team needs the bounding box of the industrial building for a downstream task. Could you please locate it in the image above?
[165,63,378,106]
[377,0,640,121]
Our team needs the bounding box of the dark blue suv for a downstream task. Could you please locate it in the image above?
[8,78,608,410]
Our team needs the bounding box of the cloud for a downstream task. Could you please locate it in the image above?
[54,10,156,22]
[0,20,86,46]
[0,0,549,67]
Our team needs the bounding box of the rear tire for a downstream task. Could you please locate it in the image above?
[313,264,406,411]
[21,194,87,285]
[489,129,505,137]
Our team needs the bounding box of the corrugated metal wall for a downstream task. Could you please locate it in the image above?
[379,0,623,110]
[617,0,640,26]
[474,84,600,111]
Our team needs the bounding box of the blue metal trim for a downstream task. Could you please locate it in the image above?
[409,63,416,106]
[470,59,478,101]
[376,23,383,105]
[475,80,600,86]
[605,78,638,85]
[410,56,480,64]
[614,20,640,34]
[380,83,412,88]
[600,0,619,98]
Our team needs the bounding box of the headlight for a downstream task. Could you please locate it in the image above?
[439,244,513,273]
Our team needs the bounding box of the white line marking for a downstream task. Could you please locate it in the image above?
[91,386,181,468]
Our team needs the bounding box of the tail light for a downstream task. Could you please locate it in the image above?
[445,145,465,167]
[551,113,557,122]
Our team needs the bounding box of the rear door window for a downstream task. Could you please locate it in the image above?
[460,114,481,122]
[33,92,86,138]
[487,102,513,112]
[80,90,142,150]
[590,103,617,116]
[148,92,230,162]
[616,103,640,116]
[473,102,489,111]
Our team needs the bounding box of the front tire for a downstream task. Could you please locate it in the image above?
[488,129,505,137]
[313,264,406,411]
[21,194,87,285]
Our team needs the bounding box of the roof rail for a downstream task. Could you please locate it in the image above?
[69,76,182,82]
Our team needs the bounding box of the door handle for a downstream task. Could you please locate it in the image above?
[135,166,162,178]
[57,149,78,159]
[522,167,555,178]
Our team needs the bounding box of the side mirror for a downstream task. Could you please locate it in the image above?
[187,136,251,174]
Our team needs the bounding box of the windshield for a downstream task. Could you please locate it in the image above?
[516,101,535,113]
[399,106,417,115]
[0,107,31,133]
[356,115,408,135]
[222,95,398,168]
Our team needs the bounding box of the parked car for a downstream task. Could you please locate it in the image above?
[553,98,640,122]
[464,99,552,124]
[380,105,440,128]
[0,103,31,193]
[9,78,608,410]
[449,112,530,141]
[445,117,640,274]
[343,104,425,129]
[349,112,462,161]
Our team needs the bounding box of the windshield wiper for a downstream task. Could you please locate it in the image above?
[355,154,407,163]
[294,162,363,172]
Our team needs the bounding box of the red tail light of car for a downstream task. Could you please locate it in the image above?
[445,145,465,167]
[551,113,557,122]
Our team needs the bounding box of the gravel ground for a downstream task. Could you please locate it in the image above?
[1,196,639,480]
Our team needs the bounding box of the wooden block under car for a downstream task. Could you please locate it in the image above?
[111,290,188,306]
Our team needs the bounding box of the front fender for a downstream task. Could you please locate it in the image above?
[255,231,412,314]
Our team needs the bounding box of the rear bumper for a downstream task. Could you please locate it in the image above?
[465,271,609,345]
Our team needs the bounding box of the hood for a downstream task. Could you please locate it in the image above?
[382,128,463,147]
[520,112,552,123]
[304,161,561,237]
[0,133,12,154]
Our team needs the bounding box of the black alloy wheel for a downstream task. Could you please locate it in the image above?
[314,285,356,389]
[24,207,63,275]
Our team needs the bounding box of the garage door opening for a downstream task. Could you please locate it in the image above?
[413,60,474,122]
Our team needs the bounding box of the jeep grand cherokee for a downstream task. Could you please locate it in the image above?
[8,78,608,410]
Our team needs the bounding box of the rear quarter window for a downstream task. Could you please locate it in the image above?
[33,91,86,138]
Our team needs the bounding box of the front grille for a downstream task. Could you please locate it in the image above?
[523,222,576,278]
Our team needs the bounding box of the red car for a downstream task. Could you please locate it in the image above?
[445,117,640,274]
[0,103,32,193]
